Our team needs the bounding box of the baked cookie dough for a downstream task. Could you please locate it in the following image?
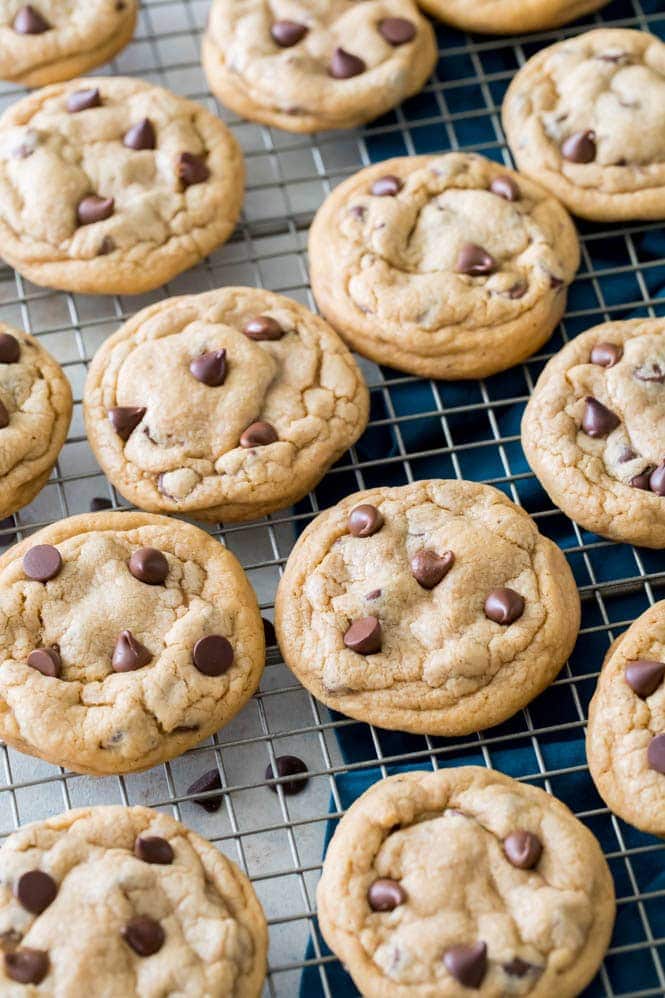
[317,767,615,997]
[0,511,264,775]
[418,0,607,35]
[502,29,665,222]
[275,480,580,734]
[587,602,665,837]
[0,805,267,995]
[0,1,138,87]
[202,0,437,133]
[84,287,369,522]
[0,322,71,521]
[308,152,579,379]
[522,318,665,549]
[0,76,244,295]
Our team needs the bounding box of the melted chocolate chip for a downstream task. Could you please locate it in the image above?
[650,463,665,496]
[134,836,174,865]
[240,421,278,448]
[490,175,519,201]
[265,755,309,795]
[109,406,146,441]
[122,916,165,957]
[23,545,62,582]
[411,549,455,589]
[647,734,665,774]
[0,333,20,364]
[631,469,653,490]
[504,957,538,977]
[67,88,102,113]
[455,243,496,276]
[0,400,9,430]
[77,195,114,226]
[4,948,49,985]
[271,20,308,46]
[128,548,168,585]
[27,646,61,678]
[378,17,416,45]
[15,870,57,915]
[367,878,406,911]
[329,47,366,79]
[348,504,384,537]
[177,152,209,187]
[443,942,487,989]
[561,130,596,163]
[344,616,382,654]
[112,631,152,672]
[187,768,223,811]
[192,635,234,676]
[190,349,227,386]
[590,342,622,367]
[243,315,285,340]
[581,397,620,437]
[371,175,403,197]
[484,588,524,625]
[625,660,665,699]
[503,830,542,869]
[634,361,665,383]
[12,6,50,34]
[123,118,156,151]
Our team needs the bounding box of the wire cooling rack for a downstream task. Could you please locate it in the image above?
[0,1,664,995]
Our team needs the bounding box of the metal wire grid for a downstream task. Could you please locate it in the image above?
[0,0,662,995]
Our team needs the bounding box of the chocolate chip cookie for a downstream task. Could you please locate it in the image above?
[0,2,138,87]
[202,0,437,133]
[0,76,244,295]
[84,287,369,522]
[0,805,267,994]
[522,318,665,549]
[502,29,665,222]
[0,511,264,774]
[274,480,580,734]
[587,602,665,837]
[308,153,579,379]
[317,766,615,997]
[0,323,72,520]
[418,0,607,34]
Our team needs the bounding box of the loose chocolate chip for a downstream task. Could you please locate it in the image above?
[650,463,665,495]
[14,871,57,915]
[177,152,209,187]
[647,734,665,774]
[243,315,285,341]
[443,941,487,990]
[329,47,366,79]
[0,401,9,430]
[134,836,174,865]
[484,588,524,625]
[124,118,156,151]
[411,549,455,589]
[240,421,278,448]
[187,768,223,812]
[265,755,309,795]
[378,17,416,45]
[504,958,537,977]
[128,548,168,586]
[77,195,114,226]
[631,470,653,490]
[503,830,542,869]
[27,646,61,678]
[122,916,165,957]
[12,6,50,33]
[455,243,497,276]
[581,397,620,438]
[490,175,519,201]
[625,660,665,699]
[561,130,596,163]
[90,496,113,511]
[0,333,20,364]
[109,406,146,441]
[112,630,152,672]
[348,504,384,537]
[23,545,62,582]
[192,635,234,676]
[4,948,49,985]
[371,175,402,197]
[67,88,101,113]
[344,616,382,654]
[263,617,277,647]
[634,361,665,383]
[590,342,622,367]
[271,19,308,46]
[190,349,227,387]
[367,878,407,911]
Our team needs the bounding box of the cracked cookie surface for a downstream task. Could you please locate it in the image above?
[308,153,579,379]
[587,602,665,837]
[522,318,665,548]
[0,511,264,775]
[84,287,369,522]
[0,77,244,294]
[502,29,665,222]
[275,480,580,734]
[202,0,437,133]
[317,767,615,998]
[0,1,138,87]
[0,805,267,995]
[418,0,607,34]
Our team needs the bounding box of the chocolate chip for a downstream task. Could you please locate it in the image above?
[192,635,234,676]
[630,469,653,490]
[12,6,50,33]
[625,660,665,699]
[507,282,527,299]
[77,195,114,226]
[187,768,223,812]
[122,916,165,957]
[128,548,168,585]
[634,361,665,383]
[503,830,542,869]
[271,20,308,46]
[549,274,564,290]
[490,175,519,201]
[619,447,636,463]
[109,406,146,441]
[240,421,278,447]
[98,236,115,256]
[561,130,596,163]
[647,734,665,774]
[90,497,113,511]
[23,545,62,582]
[367,878,406,911]
[4,948,49,985]
[650,464,665,495]
[503,958,537,977]
[265,755,309,795]
[484,588,524,625]
[344,616,382,654]
[349,204,366,220]
[14,870,57,915]
[134,836,174,865]
[243,316,285,341]
[123,118,156,151]
[455,243,497,276]
[263,617,277,647]
[590,342,622,367]
[378,17,416,45]
[411,549,455,589]
[27,646,61,678]
[348,504,384,537]
[67,88,101,113]
[0,401,9,430]
[581,397,620,437]
[177,152,209,187]
[366,588,381,600]
[0,333,20,364]
[371,175,402,197]
[329,47,366,79]
[190,349,227,386]
[112,630,152,672]
[443,942,487,989]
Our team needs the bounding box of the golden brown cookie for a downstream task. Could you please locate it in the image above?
[419,0,608,34]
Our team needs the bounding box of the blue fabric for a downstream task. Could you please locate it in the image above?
[299,2,665,994]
